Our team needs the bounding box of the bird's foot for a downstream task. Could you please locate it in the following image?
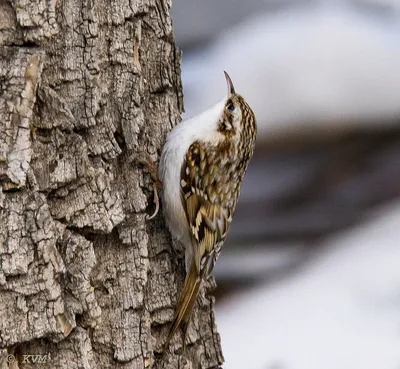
[132,152,163,220]
[147,179,162,220]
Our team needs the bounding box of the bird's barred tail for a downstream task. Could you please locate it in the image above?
[163,263,202,352]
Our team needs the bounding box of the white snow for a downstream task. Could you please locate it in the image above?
[216,202,400,369]
[182,4,400,136]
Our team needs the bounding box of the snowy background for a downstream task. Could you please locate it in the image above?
[217,202,400,369]
[170,1,400,368]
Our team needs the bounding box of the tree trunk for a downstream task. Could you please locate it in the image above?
[0,1,223,368]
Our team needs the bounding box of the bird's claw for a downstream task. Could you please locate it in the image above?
[146,180,162,220]
[131,151,163,221]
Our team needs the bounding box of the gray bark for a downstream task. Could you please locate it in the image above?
[0,0,223,368]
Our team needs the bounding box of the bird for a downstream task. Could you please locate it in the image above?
[157,71,257,351]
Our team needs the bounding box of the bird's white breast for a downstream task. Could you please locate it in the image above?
[158,98,226,249]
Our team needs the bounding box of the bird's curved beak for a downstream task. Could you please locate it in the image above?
[224,71,235,95]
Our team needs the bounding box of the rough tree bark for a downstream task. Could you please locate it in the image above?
[0,1,223,368]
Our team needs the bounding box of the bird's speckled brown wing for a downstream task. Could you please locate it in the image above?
[163,140,235,351]
[180,140,237,275]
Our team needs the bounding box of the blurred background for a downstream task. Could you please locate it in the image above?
[170,1,400,368]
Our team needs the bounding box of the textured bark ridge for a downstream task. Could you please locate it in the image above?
[0,1,223,368]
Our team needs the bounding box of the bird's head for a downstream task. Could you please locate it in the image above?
[217,71,257,143]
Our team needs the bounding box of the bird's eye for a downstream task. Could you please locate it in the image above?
[226,104,235,112]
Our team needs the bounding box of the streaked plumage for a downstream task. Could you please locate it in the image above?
[158,71,257,350]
